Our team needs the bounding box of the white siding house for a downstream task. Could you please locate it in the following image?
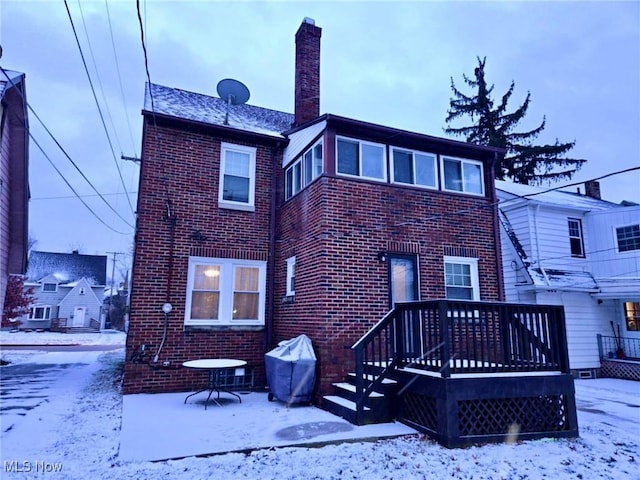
[19,251,107,330]
[497,180,640,375]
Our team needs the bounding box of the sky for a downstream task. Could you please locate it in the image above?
[1,340,639,479]
[1,1,639,278]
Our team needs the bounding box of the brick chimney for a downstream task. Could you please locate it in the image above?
[585,180,601,200]
[294,18,322,127]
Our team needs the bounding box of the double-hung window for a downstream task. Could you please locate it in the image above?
[285,141,323,200]
[444,256,479,300]
[185,257,266,326]
[336,137,386,181]
[391,148,437,188]
[286,256,296,296]
[218,143,256,211]
[616,224,640,252]
[441,156,484,195]
[568,218,585,257]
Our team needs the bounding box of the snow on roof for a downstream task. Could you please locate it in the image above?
[528,268,598,290]
[26,251,107,286]
[496,180,620,211]
[145,83,294,138]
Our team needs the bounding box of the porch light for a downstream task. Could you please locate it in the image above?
[162,303,173,314]
[377,252,388,262]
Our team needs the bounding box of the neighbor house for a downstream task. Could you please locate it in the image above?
[0,69,29,324]
[19,250,107,331]
[124,19,579,446]
[497,179,640,375]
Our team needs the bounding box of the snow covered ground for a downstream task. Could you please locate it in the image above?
[1,332,639,479]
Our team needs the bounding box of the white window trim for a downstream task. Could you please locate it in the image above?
[335,136,387,182]
[285,140,323,200]
[440,156,485,196]
[218,142,257,212]
[568,217,585,257]
[185,256,266,326]
[29,305,52,320]
[286,256,296,296]
[42,282,57,292]
[390,146,438,189]
[614,223,640,254]
[443,256,480,301]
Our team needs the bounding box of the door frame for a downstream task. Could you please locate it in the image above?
[386,253,419,309]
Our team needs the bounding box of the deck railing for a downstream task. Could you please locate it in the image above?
[597,334,640,360]
[351,300,570,423]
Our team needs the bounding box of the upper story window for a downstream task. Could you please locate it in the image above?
[444,256,479,300]
[218,143,256,211]
[336,137,386,181]
[616,224,640,252]
[568,218,585,257]
[286,256,296,296]
[285,141,323,200]
[42,283,57,292]
[441,156,484,195]
[391,148,437,189]
[185,257,266,326]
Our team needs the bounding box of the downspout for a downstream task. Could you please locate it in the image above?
[533,204,551,286]
[266,142,282,353]
[154,189,177,364]
[490,152,505,301]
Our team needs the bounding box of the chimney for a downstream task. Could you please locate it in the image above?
[294,17,322,127]
[585,180,601,200]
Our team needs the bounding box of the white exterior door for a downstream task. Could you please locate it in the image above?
[73,306,86,327]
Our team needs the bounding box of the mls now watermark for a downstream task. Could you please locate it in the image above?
[4,460,64,473]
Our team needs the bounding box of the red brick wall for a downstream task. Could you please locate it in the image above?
[123,120,277,394]
[274,175,501,399]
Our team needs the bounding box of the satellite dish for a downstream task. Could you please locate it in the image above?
[217,78,250,105]
[217,79,250,125]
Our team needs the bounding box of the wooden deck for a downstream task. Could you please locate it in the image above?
[324,300,579,447]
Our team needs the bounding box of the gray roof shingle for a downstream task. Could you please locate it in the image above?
[145,83,294,138]
[26,251,108,286]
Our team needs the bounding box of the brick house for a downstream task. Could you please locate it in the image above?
[123,19,505,399]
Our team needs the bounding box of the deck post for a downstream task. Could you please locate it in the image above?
[438,301,451,378]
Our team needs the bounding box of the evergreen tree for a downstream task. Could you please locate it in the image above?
[445,57,586,184]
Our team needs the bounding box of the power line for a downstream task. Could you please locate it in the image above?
[136,0,156,122]
[104,0,138,156]
[63,0,135,216]
[28,127,132,235]
[0,66,134,229]
[76,0,123,155]
[31,192,138,201]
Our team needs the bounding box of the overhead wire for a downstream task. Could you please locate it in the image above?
[63,0,135,216]
[104,0,138,156]
[137,0,156,123]
[76,0,123,155]
[0,66,135,230]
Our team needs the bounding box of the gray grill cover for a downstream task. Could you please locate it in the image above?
[265,334,316,404]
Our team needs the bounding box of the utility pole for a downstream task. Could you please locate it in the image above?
[106,251,123,329]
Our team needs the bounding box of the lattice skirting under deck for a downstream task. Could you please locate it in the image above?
[601,360,640,381]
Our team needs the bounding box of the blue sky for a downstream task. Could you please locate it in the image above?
[1,1,638,272]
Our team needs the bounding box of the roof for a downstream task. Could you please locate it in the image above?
[496,180,620,211]
[25,251,108,286]
[528,268,598,291]
[0,69,24,98]
[144,83,294,138]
